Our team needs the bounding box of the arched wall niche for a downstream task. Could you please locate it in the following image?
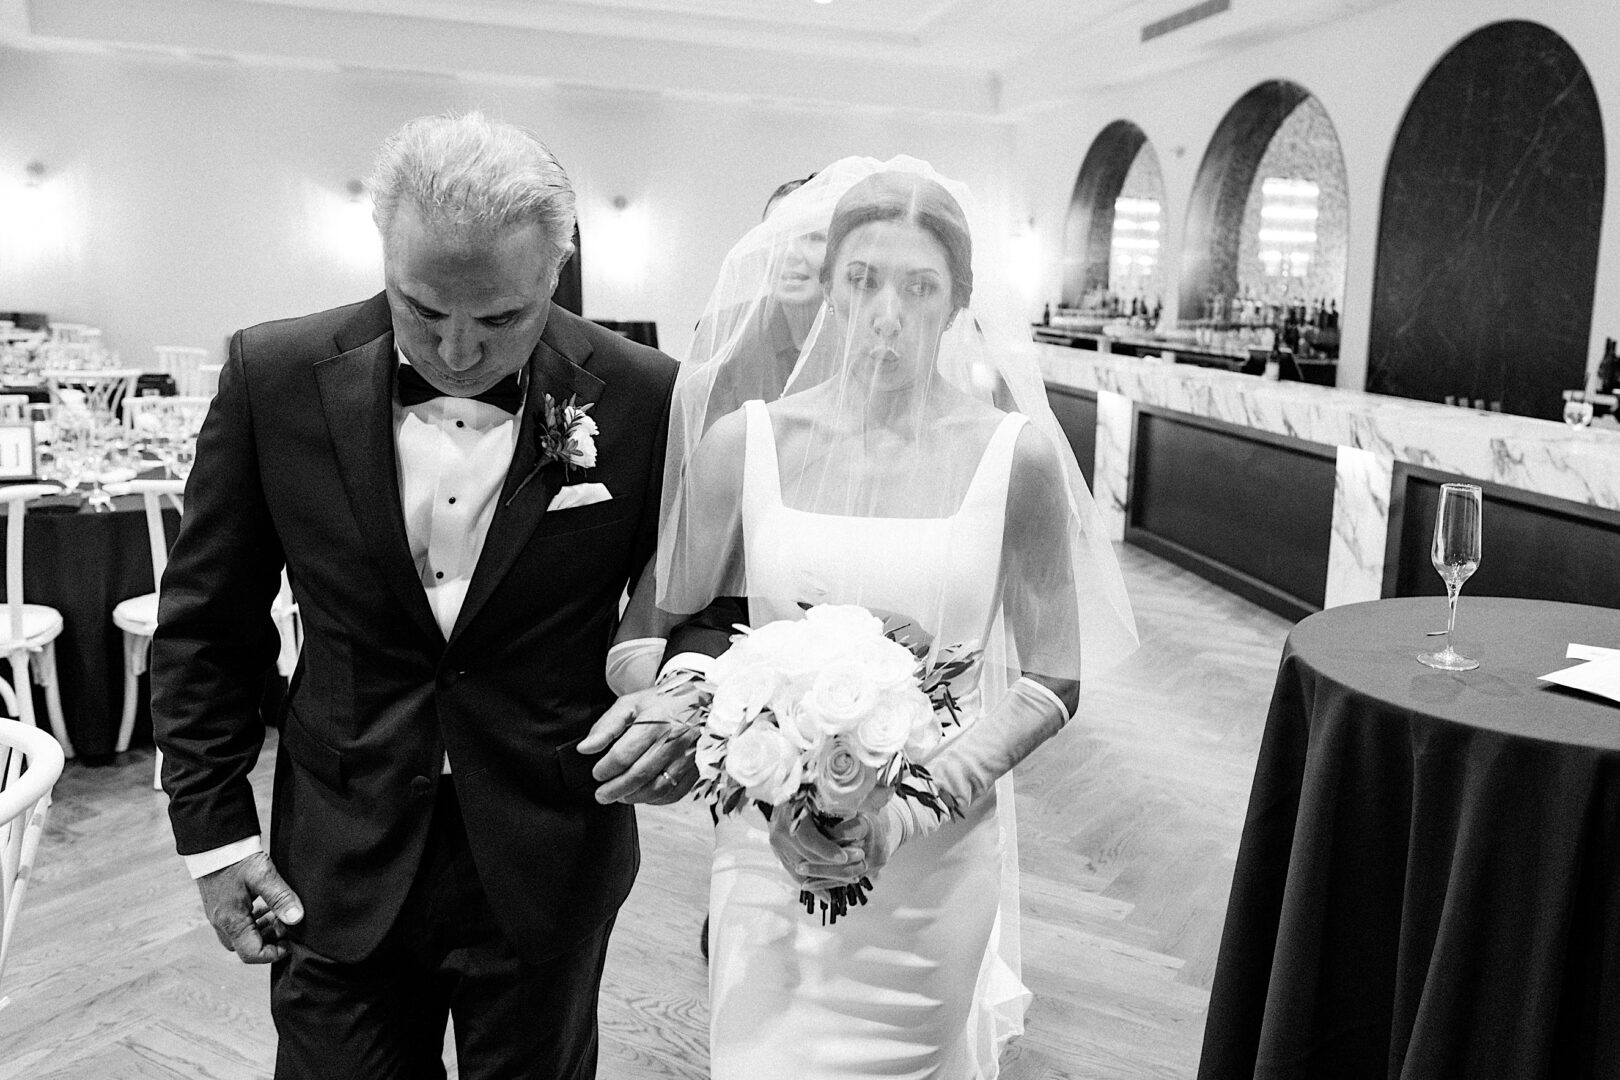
[1178,80,1312,320]
[1061,120,1147,304]
[1366,20,1604,420]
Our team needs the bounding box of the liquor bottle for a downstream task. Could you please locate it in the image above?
[1041,303,1051,326]
[1599,337,1618,394]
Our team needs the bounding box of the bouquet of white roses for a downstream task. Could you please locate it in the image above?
[686,603,980,922]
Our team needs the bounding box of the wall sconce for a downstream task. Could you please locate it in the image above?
[1009,217,1043,300]
[1,161,75,269]
[314,177,380,270]
[597,194,650,287]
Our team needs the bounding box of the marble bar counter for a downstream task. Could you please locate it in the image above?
[1039,345,1620,619]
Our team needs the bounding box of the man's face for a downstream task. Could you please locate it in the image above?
[383,201,558,396]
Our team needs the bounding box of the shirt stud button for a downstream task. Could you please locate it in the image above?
[434,571,444,580]
[410,775,432,797]
[447,496,456,504]
[456,420,465,428]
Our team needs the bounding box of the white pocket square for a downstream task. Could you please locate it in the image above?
[547,482,612,511]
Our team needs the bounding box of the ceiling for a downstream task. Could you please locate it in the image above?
[2,0,1405,116]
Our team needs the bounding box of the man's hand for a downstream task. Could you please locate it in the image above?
[195,852,304,964]
[578,677,703,805]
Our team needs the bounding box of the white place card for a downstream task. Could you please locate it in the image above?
[1567,643,1620,662]
[1540,653,1620,705]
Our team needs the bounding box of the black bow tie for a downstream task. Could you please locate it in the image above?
[396,364,524,414]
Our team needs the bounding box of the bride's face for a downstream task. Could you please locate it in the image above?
[828,219,955,392]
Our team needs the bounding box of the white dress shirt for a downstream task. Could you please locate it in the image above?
[394,355,522,643]
[184,351,521,879]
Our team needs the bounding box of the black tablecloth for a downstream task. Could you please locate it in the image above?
[0,494,180,759]
[1199,596,1620,1080]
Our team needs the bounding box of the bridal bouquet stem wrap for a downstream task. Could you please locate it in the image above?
[687,604,977,923]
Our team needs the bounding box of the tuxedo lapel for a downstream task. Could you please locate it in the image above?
[313,311,444,648]
[448,307,605,647]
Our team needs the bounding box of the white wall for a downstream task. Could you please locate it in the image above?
[1014,0,1620,391]
[0,46,1016,366]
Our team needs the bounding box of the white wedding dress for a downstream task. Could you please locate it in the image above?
[707,400,1032,1080]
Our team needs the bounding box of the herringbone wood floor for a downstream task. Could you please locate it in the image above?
[0,545,1289,1078]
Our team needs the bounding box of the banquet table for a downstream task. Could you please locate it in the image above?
[0,493,180,759]
[1198,596,1620,1080]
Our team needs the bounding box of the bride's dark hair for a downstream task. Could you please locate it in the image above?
[819,171,974,311]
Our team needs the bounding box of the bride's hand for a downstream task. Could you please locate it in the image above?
[769,808,893,888]
[826,812,896,883]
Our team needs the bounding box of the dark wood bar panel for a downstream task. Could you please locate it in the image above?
[1127,409,1334,620]
[1387,465,1620,607]
[1040,348,1620,619]
[1046,385,1098,489]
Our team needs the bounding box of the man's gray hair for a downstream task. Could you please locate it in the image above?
[368,111,576,262]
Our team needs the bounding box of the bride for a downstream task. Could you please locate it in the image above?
[620,157,1135,1078]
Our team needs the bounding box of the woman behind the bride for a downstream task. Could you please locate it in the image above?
[621,158,1137,1079]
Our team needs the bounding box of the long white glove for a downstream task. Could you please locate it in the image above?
[780,678,1069,886]
[879,677,1067,859]
[605,637,667,696]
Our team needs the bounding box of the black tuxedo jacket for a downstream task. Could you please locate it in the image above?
[152,293,677,964]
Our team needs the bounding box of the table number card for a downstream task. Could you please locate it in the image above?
[0,421,37,481]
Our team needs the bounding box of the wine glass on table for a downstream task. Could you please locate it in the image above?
[1419,482,1483,671]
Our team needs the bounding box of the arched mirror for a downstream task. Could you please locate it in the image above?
[1181,81,1348,367]
[1061,120,1168,320]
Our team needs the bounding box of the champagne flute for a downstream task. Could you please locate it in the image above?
[1418,483,1483,670]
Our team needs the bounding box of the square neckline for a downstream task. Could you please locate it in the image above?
[743,400,1026,525]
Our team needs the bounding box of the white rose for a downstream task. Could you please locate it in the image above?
[731,620,802,673]
[786,619,858,678]
[801,661,880,735]
[860,636,921,691]
[725,721,803,806]
[811,735,882,816]
[803,604,886,641]
[563,408,598,463]
[705,662,781,738]
[852,692,917,767]
[708,636,751,683]
[773,696,824,752]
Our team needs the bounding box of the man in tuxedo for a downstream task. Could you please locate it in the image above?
[153,112,693,1079]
